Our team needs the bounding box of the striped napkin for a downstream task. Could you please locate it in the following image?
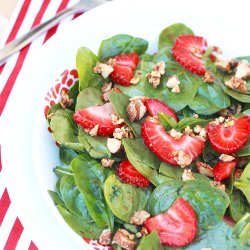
[0,0,83,249]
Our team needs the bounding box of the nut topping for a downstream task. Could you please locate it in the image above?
[219,154,235,162]
[94,62,114,78]
[168,129,183,139]
[112,229,136,250]
[182,169,195,181]
[166,75,181,93]
[130,210,150,225]
[196,162,214,177]
[99,229,112,246]
[224,77,247,92]
[107,138,122,154]
[235,60,250,79]
[60,90,74,108]
[127,98,147,122]
[203,71,215,83]
[172,150,192,168]
[101,158,115,168]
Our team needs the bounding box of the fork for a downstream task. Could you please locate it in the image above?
[0,0,110,66]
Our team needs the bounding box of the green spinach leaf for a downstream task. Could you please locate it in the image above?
[175,117,211,131]
[59,145,78,166]
[137,231,161,250]
[236,138,250,157]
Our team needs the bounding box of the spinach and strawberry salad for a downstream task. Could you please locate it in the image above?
[47,23,250,250]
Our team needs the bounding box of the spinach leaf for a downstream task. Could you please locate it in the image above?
[243,109,250,116]
[158,23,194,49]
[233,212,250,245]
[108,91,141,137]
[75,87,103,111]
[59,145,78,166]
[230,190,250,222]
[78,127,111,159]
[104,175,150,222]
[175,117,211,131]
[137,231,161,250]
[76,47,105,91]
[236,138,250,157]
[48,190,65,207]
[71,154,114,229]
[189,80,230,115]
[123,138,163,186]
[53,166,73,177]
[202,143,220,165]
[234,162,250,203]
[158,112,177,130]
[98,34,148,61]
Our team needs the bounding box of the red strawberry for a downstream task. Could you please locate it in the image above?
[172,35,208,75]
[141,117,205,166]
[144,99,179,122]
[213,160,237,181]
[116,159,150,188]
[73,102,121,136]
[144,197,197,247]
[109,53,140,86]
[207,116,249,154]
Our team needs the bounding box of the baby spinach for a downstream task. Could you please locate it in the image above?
[53,166,73,177]
[233,213,250,246]
[104,175,150,222]
[76,47,105,91]
[175,117,210,131]
[71,154,114,229]
[158,112,177,130]
[137,231,161,250]
[98,34,148,61]
[59,145,78,166]
[236,138,250,157]
[234,163,250,203]
[202,143,220,165]
[158,23,194,49]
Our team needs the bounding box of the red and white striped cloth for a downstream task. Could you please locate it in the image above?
[0,1,83,249]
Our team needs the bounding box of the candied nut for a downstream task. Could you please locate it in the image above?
[135,232,142,238]
[171,84,181,93]
[93,62,114,78]
[225,77,247,92]
[140,227,149,236]
[196,162,214,177]
[113,126,132,140]
[215,60,231,72]
[99,229,112,246]
[193,113,199,118]
[224,118,235,128]
[184,126,193,135]
[127,99,147,122]
[210,181,226,191]
[172,150,193,168]
[110,114,124,125]
[89,125,99,136]
[235,60,250,79]
[130,76,141,85]
[112,229,136,250]
[130,210,150,225]
[154,61,165,75]
[147,70,161,88]
[168,129,183,139]
[102,88,121,102]
[102,82,112,93]
[193,125,202,134]
[209,116,225,126]
[219,154,235,162]
[101,158,115,168]
[182,169,195,181]
[107,138,122,153]
[166,75,180,88]
[203,71,215,83]
[60,90,73,108]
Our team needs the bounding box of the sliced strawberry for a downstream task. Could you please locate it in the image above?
[109,53,140,86]
[144,197,197,247]
[213,160,237,181]
[73,102,120,136]
[144,99,179,122]
[141,118,205,166]
[172,35,208,75]
[116,159,150,188]
[109,65,134,86]
[207,116,249,154]
[113,53,139,71]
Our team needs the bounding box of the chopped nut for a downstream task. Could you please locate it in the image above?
[130,76,141,85]
[99,229,112,246]
[140,227,149,236]
[107,138,122,154]
[203,71,215,83]
[210,181,226,191]
[129,96,148,102]
[130,210,150,225]
[102,88,121,102]
[225,77,247,92]
[219,154,235,162]
[102,82,113,93]
[201,248,213,250]
[166,75,180,88]
[112,229,136,250]
[172,150,193,167]
[209,116,225,126]
[215,60,231,72]
[193,113,199,118]
[168,129,183,139]
[101,158,115,168]
[193,126,207,140]
[193,125,202,134]
[196,162,214,177]
[184,126,193,135]
[60,90,74,108]
[127,99,147,122]
[147,70,161,88]
[89,125,99,136]
[235,60,250,79]
[224,118,235,127]
[93,62,114,78]
[182,169,195,181]
[113,126,132,140]
[171,84,181,93]
[135,232,142,238]
[154,61,165,75]
[110,114,124,125]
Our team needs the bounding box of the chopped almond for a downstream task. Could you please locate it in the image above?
[99,229,112,246]
[168,129,183,139]
[127,99,147,122]
[184,126,193,135]
[112,229,136,250]
[172,150,192,168]
[166,75,180,91]
[225,77,247,92]
[210,181,226,191]
[130,210,150,225]
[182,169,195,181]
[154,61,165,75]
[102,82,112,93]
[60,90,73,108]
[219,154,235,162]
[107,138,122,154]
[101,158,115,168]
[196,162,214,177]
[93,62,114,78]
[203,71,215,83]
[88,125,99,136]
[147,71,161,88]
[110,114,124,125]
[235,60,250,79]
[130,76,141,85]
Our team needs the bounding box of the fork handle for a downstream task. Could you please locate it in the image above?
[0,2,85,66]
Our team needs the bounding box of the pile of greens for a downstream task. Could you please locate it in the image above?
[47,23,250,250]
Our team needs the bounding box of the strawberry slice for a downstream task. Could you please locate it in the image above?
[144,99,179,122]
[109,53,140,86]
[144,197,197,247]
[116,159,150,188]
[141,118,205,166]
[172,35,208,75]
[213,160,237,181]
[207,116,249,154]
[73,102,120,136]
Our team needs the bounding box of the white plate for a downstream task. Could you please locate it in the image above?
[1,0,250,249]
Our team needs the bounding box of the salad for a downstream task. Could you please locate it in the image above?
[47,23,250,250]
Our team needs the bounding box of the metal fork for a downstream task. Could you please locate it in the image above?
[0,0,110,66]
